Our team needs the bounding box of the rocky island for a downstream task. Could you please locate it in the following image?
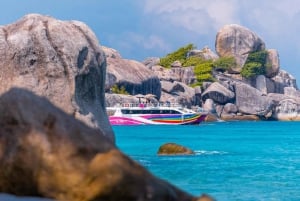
[105,24,300,121]
[0,12,299,201]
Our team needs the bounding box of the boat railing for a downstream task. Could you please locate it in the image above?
[119,102,182,108]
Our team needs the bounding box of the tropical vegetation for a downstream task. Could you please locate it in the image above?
[159,44,215,86]
[241,50,268,78]
[111,85,129,95]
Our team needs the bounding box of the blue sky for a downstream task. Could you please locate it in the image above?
[1,0,300,82]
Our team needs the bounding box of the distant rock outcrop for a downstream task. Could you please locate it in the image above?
[105,93,139,107]
[273,99,300,120]
[270,70,298,93]
[150,65,196,85]
[102,46,122,59]
[187,46,219,61]
[104,47,161,99]
[143,57,160,68]
[104,23,300,121]
[202,82,235,104]
[160,81,198,107]
[265,49,280,78]
[0,14,113,141]
[216,24,265,72]
[0,88,198,201]
[235,82,274,117]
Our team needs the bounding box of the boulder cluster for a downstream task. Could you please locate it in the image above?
[105,24,300,121]
[0,14,205,201]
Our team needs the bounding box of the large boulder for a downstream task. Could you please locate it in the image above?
[235,82,274,117]
[105,53,161,99]
[102,46,122,59]
[223,103,238,114]
[151,66,196,85]
[267,93,288,104]
[215,24,265,73]
[265,49,280,78]
[284,87,300,99]
[105,93,139,107]
[187,46,219,61]
[202,82,235,104]
[0,14,113,141]
[151,65,181,82]
[171,67,196,85]
[267,91,300,120]
[256,75,268,94]
[160,81,196,107]
[142,57,160,68]
[270,70,298,93]
[202,99,216,114]
[273,99,300,120]
[0,88,198,201]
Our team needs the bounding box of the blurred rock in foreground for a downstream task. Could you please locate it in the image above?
[0,88,201,201]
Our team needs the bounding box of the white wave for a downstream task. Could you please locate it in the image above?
[194,150,228,155]
[138,159,151,166]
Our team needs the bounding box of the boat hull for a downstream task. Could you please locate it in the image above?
[109,113,207,125]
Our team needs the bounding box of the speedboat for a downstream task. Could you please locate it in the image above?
[106,103,207,125]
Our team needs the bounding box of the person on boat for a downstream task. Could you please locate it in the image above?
[139,102,145,108]
[166,101,171,107]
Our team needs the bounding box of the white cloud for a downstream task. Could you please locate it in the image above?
[123,32,171,51]
[106,32,171,60]
[143,0,240,34]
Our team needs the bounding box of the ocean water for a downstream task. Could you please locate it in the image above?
[113,121,300,201]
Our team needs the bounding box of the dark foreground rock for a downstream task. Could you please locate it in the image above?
[158,143,195,155]
[0,88,201,201]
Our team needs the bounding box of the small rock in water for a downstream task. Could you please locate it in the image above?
[157,143,194,155]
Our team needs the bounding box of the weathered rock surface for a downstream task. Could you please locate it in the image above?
[171,67,196,85]
[171,60,182,68]
[105,55,161,99]
[105,93,139,107]
[0,88,198,201]
[187,46,219,61]
[102,46,121,59]
[160,81,197,107]
[273,99,300,120]
[270,70,298,93]
[265,49,280,78]
[157,143,194,155]
[221,114,259,121]
[223,103,238,114]
[202,99,216,114]
[142,57,160,68]
[202,82,235,104]
[215,24,265,72]
[235,82,274,117]
[256,75,268,94]
[0,14,113,141]
[151,65,181,82]
[151,66,196,85]
[284,87,300,99]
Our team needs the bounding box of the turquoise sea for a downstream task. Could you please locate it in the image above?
[113,121,300,201]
